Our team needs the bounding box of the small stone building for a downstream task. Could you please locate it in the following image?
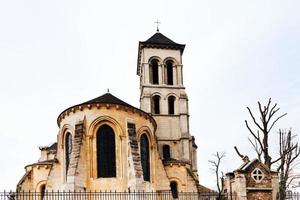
[224,158,279,200]
[16,31,209,194]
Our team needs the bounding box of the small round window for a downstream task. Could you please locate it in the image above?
[251,168,264,182]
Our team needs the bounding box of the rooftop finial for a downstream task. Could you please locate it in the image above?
[154,19,161,32]
[107,88,110,93]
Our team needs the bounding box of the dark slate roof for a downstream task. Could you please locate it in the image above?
[236,159,276,173]
[57,93,154,126]
[144,32,180,45]
[139,32,185,52]
[83,93,134,108]
[49,142,57,150]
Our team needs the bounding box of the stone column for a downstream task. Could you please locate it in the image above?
[182,138,190,160]
[144,63,149,84]
[161,64,165,85]
[173,65,177,85]
[158,64,163,85]
[177,65,183,85]
[235,174,247,200]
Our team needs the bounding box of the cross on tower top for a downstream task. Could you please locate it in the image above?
[154,19,161,32]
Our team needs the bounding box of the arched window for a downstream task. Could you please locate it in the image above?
[140,134,150,181]
[40,184,46,200]
[166,61,174,85]
[163,145,171,160]
[150,59,159,84]
[97,125,116,178]
[168,96,175,115]
[170,181,178,198]
[152,95,160,114]
[65,132,72,174]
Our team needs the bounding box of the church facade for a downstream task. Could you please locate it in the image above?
[17,32,204,194]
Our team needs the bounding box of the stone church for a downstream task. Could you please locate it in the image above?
[17,31,206,194]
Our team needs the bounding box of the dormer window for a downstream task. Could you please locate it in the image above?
[251,168,264,182]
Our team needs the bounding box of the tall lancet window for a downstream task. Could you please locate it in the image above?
[152,95,160,114]
[168,96,175,115]
[150,60,159,84]
[166,61,174,85]
[140,134,150,181]
[163,145,171,160]
[40,184,46,200]
[97,125,116,178]
[170,181,178,198]
[65,132,72,174]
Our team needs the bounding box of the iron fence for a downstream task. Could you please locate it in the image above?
[0,191,234,200]
[285,192,300,200]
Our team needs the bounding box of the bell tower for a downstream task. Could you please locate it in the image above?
[137,31,198,177]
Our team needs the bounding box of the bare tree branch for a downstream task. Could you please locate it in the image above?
[248,137,262,161]
[277,129,300,200]
[244,99,287,169]
[234,146,244,159]
[246,107,264,132]
[209,152,225,199]
[268,113,288,133]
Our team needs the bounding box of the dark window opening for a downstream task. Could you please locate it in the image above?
[170,181,178,198]
[140,134,150,181]
[150,60,159,84]
[168,96,175,115]
[97,125,116,178]
[163,145,171,160]
[40,184,46,200]
[166,61,173,85]
[65,132,72,174]
[152,95,160,114]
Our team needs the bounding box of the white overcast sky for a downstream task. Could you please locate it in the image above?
[0,0,300,191]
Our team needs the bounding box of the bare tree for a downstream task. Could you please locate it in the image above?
[209,152,225,200]
[234,98,300,199]
[236,98,287,169]
[277,129,300,200]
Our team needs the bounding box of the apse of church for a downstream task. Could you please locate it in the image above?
[16,32,203,193]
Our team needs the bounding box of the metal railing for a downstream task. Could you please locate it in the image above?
[0,191,234,200]
[285,192,300,200]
